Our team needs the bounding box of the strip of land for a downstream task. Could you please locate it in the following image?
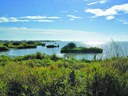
[0,41,45,51]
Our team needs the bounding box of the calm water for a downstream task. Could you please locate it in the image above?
[0,41,128,60]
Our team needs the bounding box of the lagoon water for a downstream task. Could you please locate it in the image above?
[0,41,128,60]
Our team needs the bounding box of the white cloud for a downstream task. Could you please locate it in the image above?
[100,0,107,4]
[67,15,81,21]
[0,17,28,23]
[85,4,128,20]
[117,19,128,24]
[87,0,107,6]
[0,17,9,23]
[22,16,47,19]
[85,8,116,17]
[10,27,27,30]
[21,16,60,22]
[10,17,29,22]
[0,15,60,23]
[22,16,60,20]
[106,16,115,20]
[88,2,98,6]
[33,20,54,22]
[48,16,61,19]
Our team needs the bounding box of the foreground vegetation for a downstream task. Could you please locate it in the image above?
[0,52,128,96]
[61,42,103,53]
[0,41,45,51]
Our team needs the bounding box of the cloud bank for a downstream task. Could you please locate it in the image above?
[0,27,127,41]
[67,15,81,21]
[85,4,128,21]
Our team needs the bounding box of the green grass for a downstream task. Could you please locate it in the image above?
[0,53,127,95]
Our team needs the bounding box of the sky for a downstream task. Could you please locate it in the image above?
[0,0,128,41]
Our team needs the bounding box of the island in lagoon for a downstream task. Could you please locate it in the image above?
[46,44,59,48]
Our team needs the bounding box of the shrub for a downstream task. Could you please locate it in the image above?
[7,80,27,96]
[35,52,45,59]
[50,54,60,62]
[12,41,21,45]
[0,55,11,66]
[86,68,123,96]
[63,42,77,49]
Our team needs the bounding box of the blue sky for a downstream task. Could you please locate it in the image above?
[0,0,128,41]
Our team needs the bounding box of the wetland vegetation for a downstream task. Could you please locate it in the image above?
[0,52,128,95]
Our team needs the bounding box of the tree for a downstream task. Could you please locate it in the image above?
[65,42,76,49]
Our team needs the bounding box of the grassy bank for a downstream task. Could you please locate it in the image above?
[61,47,103,53]
[0,41,45,51]
[0,53,128,95]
